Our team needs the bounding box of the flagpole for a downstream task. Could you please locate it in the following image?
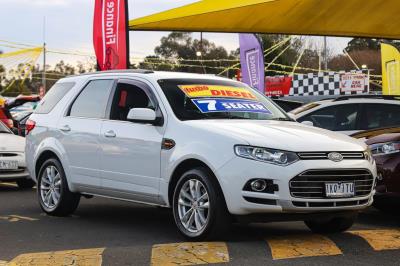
[42,16,46,91]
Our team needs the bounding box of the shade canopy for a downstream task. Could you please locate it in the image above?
[129,0,400,39]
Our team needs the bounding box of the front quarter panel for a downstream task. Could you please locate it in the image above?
[159,122,248,206]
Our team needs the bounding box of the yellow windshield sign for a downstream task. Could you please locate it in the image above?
[179,85,257,100]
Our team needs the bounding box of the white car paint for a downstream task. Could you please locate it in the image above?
[0,128,29,180]
[26,71,377,217]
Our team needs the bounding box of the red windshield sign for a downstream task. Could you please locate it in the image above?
[93,0,129,70]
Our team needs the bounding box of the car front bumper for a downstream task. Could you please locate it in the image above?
[216,156,377,215]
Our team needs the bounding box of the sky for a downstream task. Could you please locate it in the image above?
[0,0,351,67]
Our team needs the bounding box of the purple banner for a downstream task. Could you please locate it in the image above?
[239,34,265,93]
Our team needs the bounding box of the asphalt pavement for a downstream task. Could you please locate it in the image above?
[1,182,400,266]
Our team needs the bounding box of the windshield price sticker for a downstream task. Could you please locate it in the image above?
[192,98,272,114]
[179,85,256,100]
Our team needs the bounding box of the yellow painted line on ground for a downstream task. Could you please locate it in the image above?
[151,242,229,266]
[0,215,38,223]
[266,234,342,260]
[350,229,400,251]
[5,248,105,266]
[0,183,17,187]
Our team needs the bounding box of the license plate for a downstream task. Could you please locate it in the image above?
[325,182,355,198]
[0,160,18,170]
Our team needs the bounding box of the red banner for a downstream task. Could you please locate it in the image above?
[265,76,292,96]
[93,0,129,70]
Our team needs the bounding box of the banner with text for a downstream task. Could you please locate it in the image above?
[93,0,129,70]
[239,34,265,93]
[265,76,292,96]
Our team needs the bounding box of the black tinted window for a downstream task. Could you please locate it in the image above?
[110,83,155,121]
[363,104,400,129]
[298,104,359,131]
[35,82,75,114]
[69,80,113,119]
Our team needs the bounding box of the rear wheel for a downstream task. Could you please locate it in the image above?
[172,167,231,240]
[37,158,80,216]
[305,213,357,233]
[16,179,35,189]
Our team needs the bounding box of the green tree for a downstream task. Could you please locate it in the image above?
[151,32,237,75]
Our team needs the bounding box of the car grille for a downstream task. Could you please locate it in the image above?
[297,152,365,160]
[289,169,374,199]
[292,199,369,208]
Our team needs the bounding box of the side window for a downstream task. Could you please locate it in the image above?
[110,82,155,121]
[298,104,359,131]
[69,79,114,119]
[35,82,75,114]
[363,104,400,130]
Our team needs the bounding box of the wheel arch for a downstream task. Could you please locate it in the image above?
[35,150,61,179]
[167,158,226,206]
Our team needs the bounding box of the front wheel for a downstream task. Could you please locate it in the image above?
[172,167,231,240]
[305,213,357,233]
[37,158,80,216]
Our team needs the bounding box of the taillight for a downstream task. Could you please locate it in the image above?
[25,119,36,135]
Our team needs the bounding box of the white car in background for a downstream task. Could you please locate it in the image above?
[26,70,376,240]
[290,96,400,135]
[0,121,35,188]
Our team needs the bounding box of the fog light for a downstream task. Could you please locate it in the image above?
[377,173,383,181]
[250,179,267,192]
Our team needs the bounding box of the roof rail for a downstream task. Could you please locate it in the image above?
[67,69,154,78]
[333,94,400,102]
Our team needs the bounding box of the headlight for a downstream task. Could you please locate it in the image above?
[234,145,299,166]
[364,148,374,163]
[369,142,400,156]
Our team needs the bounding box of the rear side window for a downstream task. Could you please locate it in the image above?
[35,82,75,114]
[362,104,400,129]
[69,79,114,119]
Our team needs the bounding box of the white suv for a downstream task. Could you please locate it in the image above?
[291,96,400,135]
[26,70,377,240]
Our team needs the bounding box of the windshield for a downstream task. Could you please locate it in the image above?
[0,121,11,134]
[158,79,289,121]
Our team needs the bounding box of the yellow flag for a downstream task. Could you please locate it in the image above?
[382,43,400,95]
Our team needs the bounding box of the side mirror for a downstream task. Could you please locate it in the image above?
[127,108,156,124]
[301,120,314,127]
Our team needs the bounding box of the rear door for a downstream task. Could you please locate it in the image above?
[99,78,165,203]
[58,79,115,192]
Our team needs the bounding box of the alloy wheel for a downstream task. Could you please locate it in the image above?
[177,179,210,234]
[40,165,62,210]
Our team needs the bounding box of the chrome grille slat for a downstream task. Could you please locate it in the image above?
[289,169,374,199]
[297,152,365,160]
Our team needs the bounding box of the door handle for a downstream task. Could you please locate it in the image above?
[60,125,71,132]
[104,130,116,138]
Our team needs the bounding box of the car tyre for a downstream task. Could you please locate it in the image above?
[37,158,80,216]
[16,179,35,189]
[304,213,357,233]
[172,167,231,240]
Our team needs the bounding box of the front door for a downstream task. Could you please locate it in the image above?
[99,79,165,203]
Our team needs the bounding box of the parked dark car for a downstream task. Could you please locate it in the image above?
[0,95,40,134]
[12,111,33,137]
[352,127,400,210]
[271,98,304,112]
